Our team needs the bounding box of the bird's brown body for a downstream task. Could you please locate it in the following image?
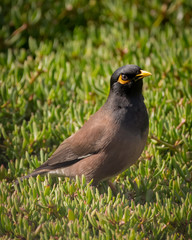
[18,65,151,185]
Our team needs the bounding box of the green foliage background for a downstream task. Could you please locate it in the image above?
[0,0,192,239]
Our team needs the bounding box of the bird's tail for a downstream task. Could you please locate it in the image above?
[14,165,50,184]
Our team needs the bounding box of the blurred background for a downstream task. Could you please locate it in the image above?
[1,0,192,51]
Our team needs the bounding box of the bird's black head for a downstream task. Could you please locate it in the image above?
[110,65,151,96]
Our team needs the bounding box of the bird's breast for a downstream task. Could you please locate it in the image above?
[100,103,149,179]
[102,126,148,179]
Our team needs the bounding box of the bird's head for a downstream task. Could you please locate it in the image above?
[110,65,152,95]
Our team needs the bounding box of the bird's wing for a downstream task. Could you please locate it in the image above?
[16,108,114,182]
[39,108,113,169]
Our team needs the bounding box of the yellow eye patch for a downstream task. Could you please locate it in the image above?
[117,75,130,85]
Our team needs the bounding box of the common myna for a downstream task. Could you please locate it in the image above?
[18,65,151,185]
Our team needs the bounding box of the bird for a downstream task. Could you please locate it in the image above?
[17,65,151,185]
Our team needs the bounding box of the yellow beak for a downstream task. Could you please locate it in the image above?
[136,70,152,79]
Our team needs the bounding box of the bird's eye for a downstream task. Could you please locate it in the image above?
[121,74,128,81]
